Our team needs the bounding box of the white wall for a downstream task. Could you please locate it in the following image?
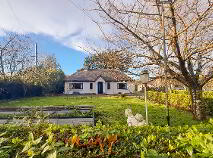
[64,79,135,95]
[64,82,96,94]
[105,82,134,94]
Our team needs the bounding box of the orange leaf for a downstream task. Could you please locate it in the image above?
[107,134,117,144]
[95,137,105,152]
[71,135,77,145]
[100,142,105,152]
[107,135,117,154]
[71,135,80,146]
[64,138,69,144]
[95,137,101,144]
[108,142,113,154]
[76,137,80,146]
[88,138,94,145]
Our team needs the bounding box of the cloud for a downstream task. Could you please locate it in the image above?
[0,0,104,52]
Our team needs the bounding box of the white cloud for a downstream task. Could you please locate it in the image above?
[0,0,105,52]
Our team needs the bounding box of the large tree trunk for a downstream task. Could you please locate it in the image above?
[189,87,206,120]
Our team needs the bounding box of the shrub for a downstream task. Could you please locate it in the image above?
[0,120,213,158]
[148,90,213,115]
[0,80,43,100]
[0,80,24,99]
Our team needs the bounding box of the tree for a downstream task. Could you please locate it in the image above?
[40,55,65,94]
[84,49,133,72]
[93,0,213,119]
[18,55,64,94]
[0,33,33,78]
[203,78,213,91]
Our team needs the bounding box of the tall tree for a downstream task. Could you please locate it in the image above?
[93,0,213,119]
[0,33,32,78]
[84,49,133,72]
[18,55,64,94]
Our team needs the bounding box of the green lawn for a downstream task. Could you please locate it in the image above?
[0,95,201,126]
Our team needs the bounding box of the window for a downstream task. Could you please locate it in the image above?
[69,83,83,89]
[90,83,93,89]
[107,82,110,89]
[117,83,127,89]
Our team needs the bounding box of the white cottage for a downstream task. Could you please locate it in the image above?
[64,69,134,95]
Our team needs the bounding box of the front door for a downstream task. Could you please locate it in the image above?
[98,82,103,94]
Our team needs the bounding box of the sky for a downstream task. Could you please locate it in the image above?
[0,0,104,74]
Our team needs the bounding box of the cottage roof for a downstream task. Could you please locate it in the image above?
[65,69,132,82]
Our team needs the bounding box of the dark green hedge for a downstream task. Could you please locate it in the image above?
[0,80,42,100]
[0,120,213,158]
[0,77,64,100]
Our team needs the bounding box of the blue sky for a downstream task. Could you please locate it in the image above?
[34,33,88,75]
[0,0,105,75]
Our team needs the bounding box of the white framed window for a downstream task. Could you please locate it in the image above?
[117,83,127,89]
[69,83,83,89]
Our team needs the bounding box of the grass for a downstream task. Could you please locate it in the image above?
[0,95,202,126]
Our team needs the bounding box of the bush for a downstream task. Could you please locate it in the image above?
[148,90,213,115]
[0,120,213,158]
[0,80,43,100]
[0,80,24,99]
[24,84,43,97]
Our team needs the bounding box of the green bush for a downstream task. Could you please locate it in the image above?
[0,120,213,158]
[148,91,191,109]
[0,68,64,100]
[0,80,42,100]
[148,90,213,115]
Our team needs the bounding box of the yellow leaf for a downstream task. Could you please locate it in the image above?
[71,135,77,145]
[47,150,57,158]
[71,135,80,146]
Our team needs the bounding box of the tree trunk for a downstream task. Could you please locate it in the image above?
[0,50,5,78]
[189,87,206,120]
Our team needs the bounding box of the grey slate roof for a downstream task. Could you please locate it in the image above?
[65,69,132,82]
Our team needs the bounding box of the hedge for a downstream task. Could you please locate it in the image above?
[148,90,213,115]
[0,120,213,158]
[0,77,64,100]
[0,80,42,100]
